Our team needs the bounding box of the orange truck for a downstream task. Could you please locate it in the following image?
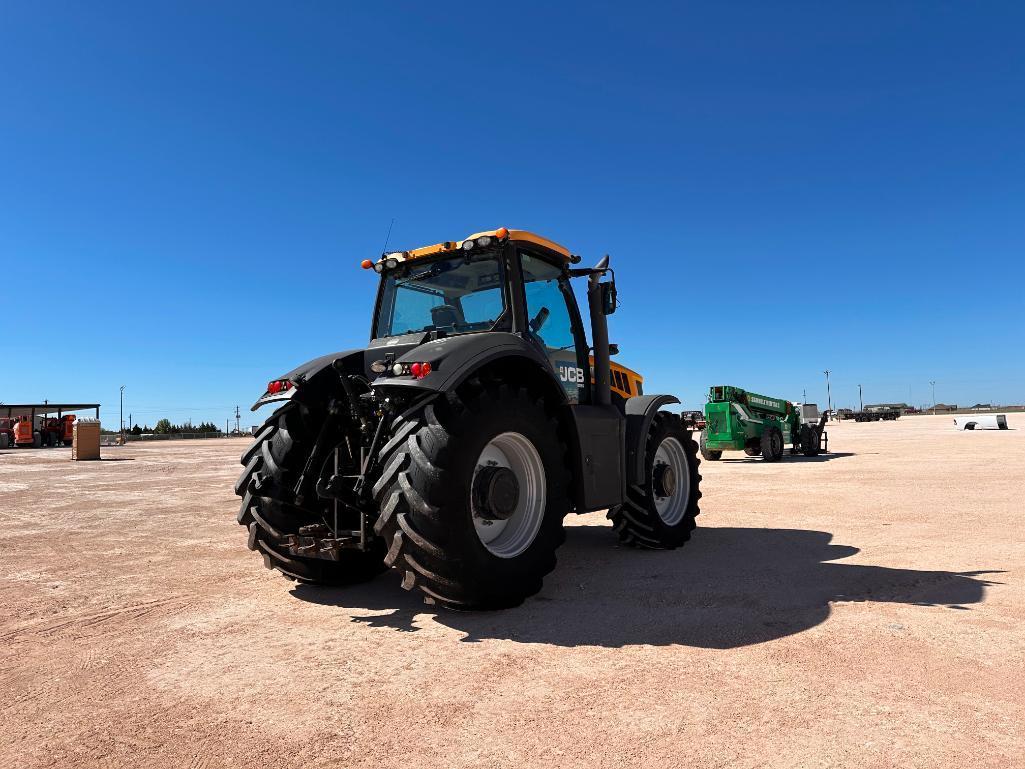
[12,417,41,448]
[60,415,76,446]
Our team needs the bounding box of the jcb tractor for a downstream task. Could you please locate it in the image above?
[235,228,702,609]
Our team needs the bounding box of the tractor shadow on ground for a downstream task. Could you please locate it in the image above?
[719,451,857,463]
[292,524,1002,649]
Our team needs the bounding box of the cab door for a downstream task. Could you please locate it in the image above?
[518,251,588,403]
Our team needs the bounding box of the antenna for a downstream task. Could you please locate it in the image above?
[382,217,396,253]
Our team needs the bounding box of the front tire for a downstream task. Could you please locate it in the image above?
[608,413,701,549]
[234,398,387,586]
[373,380,571,610]
[699,431,721,461]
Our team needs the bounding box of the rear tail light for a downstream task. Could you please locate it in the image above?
[410,362,432,379]
[389,362,434,379]
[267,379,294,395]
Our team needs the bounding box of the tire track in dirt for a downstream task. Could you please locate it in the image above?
[0,594,190,643]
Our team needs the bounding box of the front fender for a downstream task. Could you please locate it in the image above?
[250,349,363,411]
[624,394,681,485]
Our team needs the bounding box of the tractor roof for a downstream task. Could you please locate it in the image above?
[398,228,571,262]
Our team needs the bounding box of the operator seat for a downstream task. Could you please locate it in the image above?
[431,304,461,329]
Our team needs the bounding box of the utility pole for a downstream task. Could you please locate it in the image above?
[823,370,832,418]
[930,381,936,414]
[858,384,863,412]
[235,405,240,435]
[119,386,125,440]
[803,388,807,402]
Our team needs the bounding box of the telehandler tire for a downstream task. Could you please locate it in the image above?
[373,379,571,610]
[0,434,8,449]
[32,432,42,448]
[608,413,701,549]
[699,431,721,461]
[800,425,820,457]
[760,426,784,462]
[234,398,387,586]
[744,445,761,456]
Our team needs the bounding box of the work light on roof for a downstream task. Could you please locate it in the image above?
[461,240,475,251]
[476,235,492,247]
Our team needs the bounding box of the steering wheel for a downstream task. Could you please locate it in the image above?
[529,306,550,333]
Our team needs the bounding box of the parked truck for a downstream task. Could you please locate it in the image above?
[11,417,42,448]
[699,385,827,462]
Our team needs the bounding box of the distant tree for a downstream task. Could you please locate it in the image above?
[130,424,142,436]
[154,418,172,434]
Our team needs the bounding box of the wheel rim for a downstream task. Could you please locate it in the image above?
[652,436,691,526]
[471,432,547,558]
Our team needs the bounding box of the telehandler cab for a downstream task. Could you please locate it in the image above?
[235,228,701,609]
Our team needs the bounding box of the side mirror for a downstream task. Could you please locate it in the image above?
[608,343,620,356]
[600,281,617,315]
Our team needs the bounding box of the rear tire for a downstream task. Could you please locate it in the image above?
[760,426,784,462]
[0,434,8,449]
[32,432,42,448]
[744,445,761,456]
[699,431,721,461]
[373,380,571,610]
[234,398,387,586]
[608,413,701,549]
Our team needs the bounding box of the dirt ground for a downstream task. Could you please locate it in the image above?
[1,414,1022,768]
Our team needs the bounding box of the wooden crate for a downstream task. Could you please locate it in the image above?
[72,420,101,460]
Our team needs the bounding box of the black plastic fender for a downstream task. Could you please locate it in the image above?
[624,394,681,485]
[250,349,364,410]
[370,332,568,404]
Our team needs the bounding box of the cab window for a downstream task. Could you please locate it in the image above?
[519,252,581,400]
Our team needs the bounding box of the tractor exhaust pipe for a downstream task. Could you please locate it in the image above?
[587,255,612,406]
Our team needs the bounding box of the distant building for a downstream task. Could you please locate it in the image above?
[970,403,992,410]
[932,403,958,413]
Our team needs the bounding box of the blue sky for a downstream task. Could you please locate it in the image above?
[1,2,1023,427]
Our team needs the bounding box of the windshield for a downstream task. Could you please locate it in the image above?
[374,251,507,339]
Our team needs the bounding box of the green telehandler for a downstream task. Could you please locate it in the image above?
[699,385,828,462]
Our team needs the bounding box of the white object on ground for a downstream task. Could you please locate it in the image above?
[954,414,1009,430]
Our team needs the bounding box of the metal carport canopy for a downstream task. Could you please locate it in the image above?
[1,403,101,418]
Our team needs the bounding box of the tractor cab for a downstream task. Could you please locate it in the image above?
[365,229,595,404]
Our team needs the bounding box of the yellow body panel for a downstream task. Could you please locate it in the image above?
[397,228,571,263]
[589,358,644,399]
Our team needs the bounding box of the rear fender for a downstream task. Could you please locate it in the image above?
[250,349,364,411]
[369,332,568,404]
[624,395,682,485]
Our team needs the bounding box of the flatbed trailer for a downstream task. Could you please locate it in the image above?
[841,410,900,422]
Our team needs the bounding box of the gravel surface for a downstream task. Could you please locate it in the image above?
[1,414,1021,768]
